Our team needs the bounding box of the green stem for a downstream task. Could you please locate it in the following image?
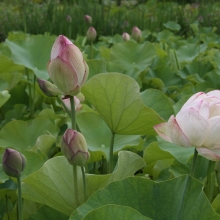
[81,166,87,201]
[108,132,115,173]
[17,176,23,220]
[57,96,71,118]
[190,148,198,177]
[70,96,76,130]
[5,194,10,220]
[26,68,32,118]
[215,170,220,193]
[73,165,79,207]
[31,75,36,118]
[90,41,93,59]
[205,161,215,202]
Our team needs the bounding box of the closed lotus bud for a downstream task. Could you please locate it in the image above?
[84,15,92,24]
[122,32,130,41]
[37,78,63,97]
[62,96,82,112]
[61,129,90,166]
[86,27,97,42]
[2,148,27,178]
[66,15,72,23]
[132,26,142,42]
[47,35,89,96]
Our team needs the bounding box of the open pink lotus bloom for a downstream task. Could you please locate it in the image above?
[47,35,89,96]
[154,90,220,161]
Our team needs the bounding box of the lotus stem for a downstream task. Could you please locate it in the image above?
[17,176,23,220]
[81,166,87,201]
[190,148,198,177]
[205,161,215,202]
[108,132,115,173]
[70,96,76,130]
[73,165,80,207]
[57,96,71,118]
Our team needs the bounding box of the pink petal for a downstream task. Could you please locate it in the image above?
[60,44,86,85]
[181,92,206,109]
[47,57,78,95]
[168,115,191,147]
[203,116,220,148]
[176,108,209,147]
[197,148,220,161]
[51,35,73,60]
[154,122,172,143]
[207,90,220,99]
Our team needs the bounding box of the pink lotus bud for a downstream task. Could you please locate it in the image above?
[61,129,90,166]
[37,78,63,97]
[66,15,72,23]
[62,96,82,112]
[86,27,97,42]
[84,15,92,24]
[47,35,89,96]
[154,90,220,161]
[122,32,130,41]
[2,148,27,178]
[132,26,142,42]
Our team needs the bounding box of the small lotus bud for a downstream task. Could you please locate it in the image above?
[62,96,82,112]
[86,27,97,42]
[37,78,64,97]
[66,15,72,23]
[132,26,142,42]
[2,148,27,178]
[84,15,92,24]
[61,129,90,166]
[122,32,130,41]
[47,35,89,96]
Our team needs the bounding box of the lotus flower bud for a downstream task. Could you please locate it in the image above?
[122,32,130,41]
[2,148,27,178]
[84,15,92,24]
[37,78,63,97]
[86,27,97,42]
[62,96,82,112]
[47,35,89,96]
[61,129,90,166]
[132,26,142,42]
[66,15,72,23]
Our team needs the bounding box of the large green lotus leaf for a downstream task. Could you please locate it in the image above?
[22,151,145,215]
[141,89,174,120]
[5,34,56,79]
[83,205,151,220]
[163,21,181,31]
[77,112,142,161]
[86,60,106,80]
[70,175,220,220]
[176,43,207,63]
[107,41,157,72]
[82,73,164,135]
[0,90,10,107]
[143,142,174,178]
[0,118,59,150]
[158,141,194,164]
[0,53,23,73]
[0,71,23,90]
[0,78,9,91]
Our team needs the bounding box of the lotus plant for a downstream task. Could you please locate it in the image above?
[84,15,92,24]
[154,90,220,161]
[122,32,130,41]
[86,27,97,42]
[132,26,142,42]
[47,35,89,96]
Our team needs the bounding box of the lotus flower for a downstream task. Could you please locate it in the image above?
[86,27,97,42]
[47,35,89,96]
[132,26,142,42]
[61,129,90,166]
[62,96,82,112]
[122,32,130,41]
[2,148,27,177]
[154,90,220,161]
[84,15,92,24]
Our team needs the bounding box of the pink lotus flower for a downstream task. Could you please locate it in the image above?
[84,15,92,24]
[132,26,142,42]
[122,32,130,41]
[154,90,220,161]
[47,35,89,96]
[86,27,97,42]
